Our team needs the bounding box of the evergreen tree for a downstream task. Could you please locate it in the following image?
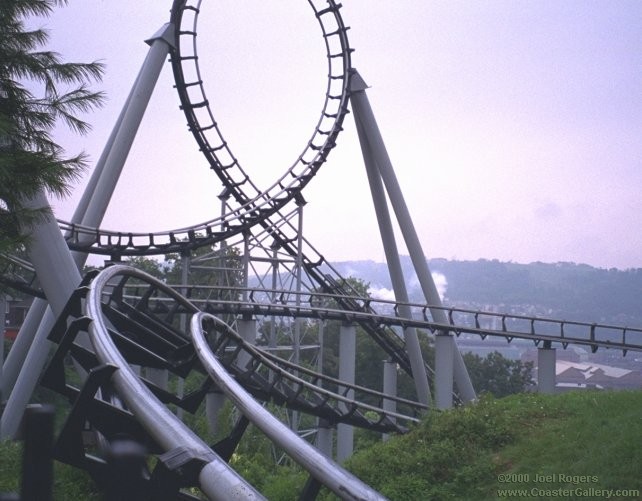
[0,0,104,260]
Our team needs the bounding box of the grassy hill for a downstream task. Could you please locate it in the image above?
[339,390,642,500]
[2,390,640,500]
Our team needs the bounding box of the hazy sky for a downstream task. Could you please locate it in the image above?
[43,1,642,270]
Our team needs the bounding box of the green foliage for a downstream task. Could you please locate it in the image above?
[430,258,642,324]
[339,395,527,500]
[462,351,534,397]
[331,391,642,500]
[0,440,100,499]
[123,255,165,279]
[495,390,642,496]
[0,0,104,261]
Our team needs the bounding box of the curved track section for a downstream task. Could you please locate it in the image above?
[170,0,352,210]
[59,0,352,259]
[42,265,424,498]
[190,310,425,432]
[102,266,425,432]
[85,266,262,500]
[191,312,385,500]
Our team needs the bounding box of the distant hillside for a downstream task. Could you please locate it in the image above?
[331,258,642,326]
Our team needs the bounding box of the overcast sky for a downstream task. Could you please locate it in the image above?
[42,1,642,270]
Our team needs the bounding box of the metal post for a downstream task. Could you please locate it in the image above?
[289,198,306,432]
[382,359,397,441]
[316,422,334,458]
[207,190,231,433]
[237,318,256,370]
[241,232,250,303]
[1,25,176,438]
[1,191,82,438]
[293,198,306,368]
[537,341,556,394]
[349,69,476,408]
[269,244,279,350]
[337,323,356,462]
[20,405,55,501]
[434,334,455,409]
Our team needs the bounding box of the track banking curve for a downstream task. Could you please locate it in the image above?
[191,312,386,500]
[85,266,263,500]
[50,264,398,498]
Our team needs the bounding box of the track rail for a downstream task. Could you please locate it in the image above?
[181,286,642,355]
[59,0,352,258]
[170,0,352,210]
[191,312,386,500]
[85,266,263,500]
[42,265,427,498]
[104,267,425,432]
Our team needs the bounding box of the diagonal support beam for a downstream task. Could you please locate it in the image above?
[349,68,476,408]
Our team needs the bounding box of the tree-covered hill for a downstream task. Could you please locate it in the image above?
[332,258,642,325]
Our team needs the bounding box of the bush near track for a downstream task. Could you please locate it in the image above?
[336,390,642,501]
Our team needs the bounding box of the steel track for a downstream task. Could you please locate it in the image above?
[59,0,352,258]
[43,265,413,498]
[51,0,420,387]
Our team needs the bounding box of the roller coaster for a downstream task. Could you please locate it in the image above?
[2,1,641,499]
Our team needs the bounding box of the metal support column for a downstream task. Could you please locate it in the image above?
[382,359,397,441]
[207,189,231,433]
[316,419,333,459]
[1,190,82,438]
[337,323,356,463]
[349,69,476,408]
[237,318,257,370]
[434,335,455,409]
[289,197,306,432]
[351,73,431,406]
[537,341,556,394]
[293,196,306,368]
[315,321,333,455]
[269,243,279,350]
[1,25,176,438]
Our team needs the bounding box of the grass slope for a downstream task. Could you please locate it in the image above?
[342,391,642,500]
[2,391,640,500]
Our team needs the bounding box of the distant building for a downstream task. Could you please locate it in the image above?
[550,360,642,391]
[3,296,32,340]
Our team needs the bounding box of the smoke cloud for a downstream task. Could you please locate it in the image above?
[368,271,448,302]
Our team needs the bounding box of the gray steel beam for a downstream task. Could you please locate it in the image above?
[351,75,431,406]
[337,323,356,463]
[1,191,83,438]
[382,359,397,442]
[0,25,176,438]
[537,342,557,394]
[349,69,476,408]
